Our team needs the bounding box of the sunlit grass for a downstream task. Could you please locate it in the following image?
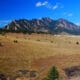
[0,33,80,79]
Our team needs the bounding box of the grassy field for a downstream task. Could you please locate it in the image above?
[0,33,80,79]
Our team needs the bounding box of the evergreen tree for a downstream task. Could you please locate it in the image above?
[48,66,59,80]
[43,66,59,80]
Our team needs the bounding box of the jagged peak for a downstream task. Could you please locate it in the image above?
[3,17,80,35]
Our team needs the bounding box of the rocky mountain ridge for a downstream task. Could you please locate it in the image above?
[4,17,80,35]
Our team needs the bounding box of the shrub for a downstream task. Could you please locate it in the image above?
[76,41,79,45]
[51,41,53,43]
[48,66,59,80]
[0,42,3,46]
[37,39,40,41]
[43,66,59,80]
[14,40,18,43]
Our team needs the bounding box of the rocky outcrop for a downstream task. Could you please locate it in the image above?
[4,17,80,35]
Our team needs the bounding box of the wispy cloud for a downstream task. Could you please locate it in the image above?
[53,4,59,10]
[36,1,48,7]
[36,1,63,10]
[63,12,73,17]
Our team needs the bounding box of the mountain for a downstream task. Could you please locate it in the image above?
[4,17,80,35]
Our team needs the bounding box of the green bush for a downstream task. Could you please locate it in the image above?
[43,66,59,80]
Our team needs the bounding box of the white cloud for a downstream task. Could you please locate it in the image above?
[36,2,41,7]
[42,1,48,6]
[36,1,63,10]
[53,4,59,10]
[36,1,48,7]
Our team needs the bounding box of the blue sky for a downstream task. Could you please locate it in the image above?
[0,0,80,27]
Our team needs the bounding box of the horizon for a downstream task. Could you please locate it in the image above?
[0,0,80,27]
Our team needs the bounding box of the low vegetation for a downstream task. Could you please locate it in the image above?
[43,66,59,80]
[13,40,18,43]
[0,42,2,46]
[50,41,53,43]
[36,39,40,41]
[76,41,79,45]
[0,33,80,80]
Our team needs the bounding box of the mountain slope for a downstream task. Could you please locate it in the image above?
[4,17,80,35]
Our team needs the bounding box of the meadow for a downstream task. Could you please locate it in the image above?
[0,33,80,79]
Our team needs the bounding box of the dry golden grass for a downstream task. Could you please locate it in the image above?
[0,33,80,79]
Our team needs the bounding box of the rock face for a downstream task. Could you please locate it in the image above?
[4,17,80,35]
